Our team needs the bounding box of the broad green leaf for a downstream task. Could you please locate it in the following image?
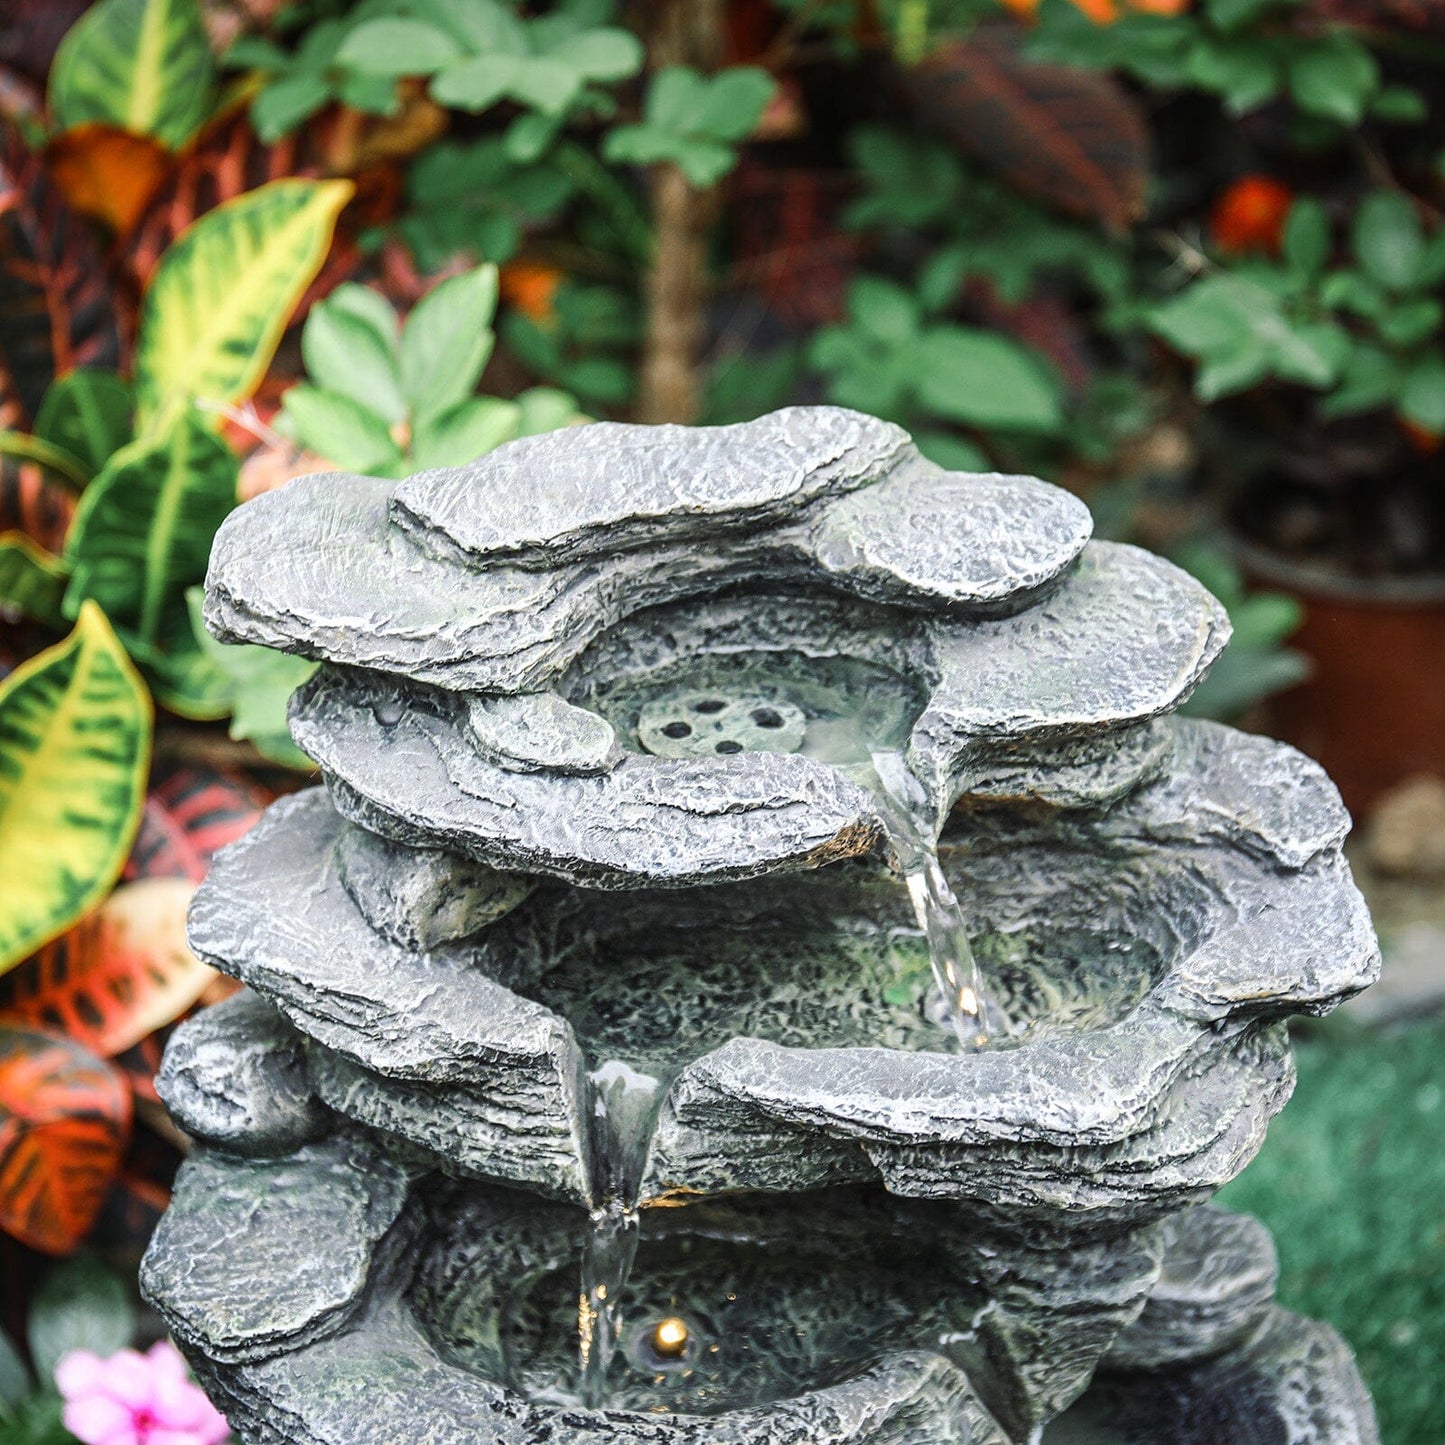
[515,386,583,436]
[1370,84,1428,125]
[183,589,315,768]
[64,415,238,650]
[251,71,331,141]
[1378,297,1443,348]
[334,17,461,76]
[49,0,214,147]
[603,126,733,186]
[278,385,403,473]
[1287,35,1379,125]
[324,283,400,344]
[0,432,91,491]
[34,372,134,479]
[914,327,1064,433]
[400,265,499,423]
[0,604,150,973]
[851,277,919,344]
[1151,276,1259,355]
[1185,38,1278,114]
[508,56,584,114]
[1196,344,1271,400]
[1178,644,1310,720]
[1353,192,1425,292]
[411,397,520,470]
[431,53,528,112]
[135,179,353,434]
[302,288,405,424]
[1282,199,1330,277]
[0,534,70,628]
[693,67,775,142]
[912,429,989,472]
[26,1258,135,1381]
[1321,342,1401,417]
[544,27,643,81]
[424,0,528,53]
[1400,354,1445,433]
[647,67,707,131]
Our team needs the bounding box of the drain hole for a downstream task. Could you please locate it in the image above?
[751,708,784,729]
[694,699,726,714]
[715,740,744,754]
[661,721,691,739]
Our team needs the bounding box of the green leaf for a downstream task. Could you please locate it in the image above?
[335,17,460,76]
[135,179,353,434]
[424,0,528,53]
[0,534,70,628]
[182,589,315,768]
[400,265,499,423]
[27,1258,135,1381]
[278,385,403,473]
[851,276,920,344]
[64,414,237,650]
[1179,644,1310,720]
[0,432,92,491]
[688,66,776,143]
[1321,342,1401,417]
[1378,297,1442,349]
[1287,35,1379,125]
[543,27,643,81]
[913,327,1063,433]
[1370,84,1428,125]
[1282,199,1330,277]
[1399,354,1445,433]
[1353,192,1425,292]
[0,604,150,974]
[431,53,525,112]
[302,287,405,424]
[647,66,707,130]
[48,0,215,147]
[515,386,583,436]
[411,396,520,470]
[603,126,734,186]
[912,429,989,472]
[0,1328,31,1412]
[1186,37,1280,114]
[251,71,332,141]
[34,372,134,479]
[508,56,585,114]
[1195,344,1271,400]
[1151,276,1259,355]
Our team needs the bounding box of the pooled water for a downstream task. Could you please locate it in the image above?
[569,649,1011,1403]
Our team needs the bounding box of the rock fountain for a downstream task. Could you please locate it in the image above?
[142,407,1382,1444]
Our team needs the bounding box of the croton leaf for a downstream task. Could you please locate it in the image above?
[34,370,134,478]
[0,878,213,1058]
[134,177,353,434]
[43,124,173,233]
[903,31,1149,235]
[0,603,151,974]
[0,531,69,626]
[0,1021,131,1254]
[64,412,238,651]
[0,117,124,425]
[47,0,216,149]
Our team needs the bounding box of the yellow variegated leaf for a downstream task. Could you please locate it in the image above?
[134,179,354,433]
[0,602,151,974]
[48,0,215,149]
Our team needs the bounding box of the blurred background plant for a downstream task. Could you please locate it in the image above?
[0,0,1441,1441]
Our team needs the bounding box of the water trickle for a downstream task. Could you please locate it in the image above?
[579,1060,677,1409]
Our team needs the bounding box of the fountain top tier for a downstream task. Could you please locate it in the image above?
[205,406,1230,888]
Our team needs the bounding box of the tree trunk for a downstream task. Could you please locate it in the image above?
[634,0,725,425]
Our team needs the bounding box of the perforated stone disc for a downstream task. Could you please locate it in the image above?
[637,692,807,759]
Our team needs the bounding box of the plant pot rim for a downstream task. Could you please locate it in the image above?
[1232,536,1445,607]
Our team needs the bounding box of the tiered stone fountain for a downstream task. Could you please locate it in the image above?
[142,408,1382,1444]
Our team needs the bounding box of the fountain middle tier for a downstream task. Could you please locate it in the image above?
[184,718,1376,1238]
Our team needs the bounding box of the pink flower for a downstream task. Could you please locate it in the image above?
[55,1340,230,1445]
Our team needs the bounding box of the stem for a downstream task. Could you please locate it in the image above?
[633,0,724,425]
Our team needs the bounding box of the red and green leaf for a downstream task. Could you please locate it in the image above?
[0,878,213,1058]
[0,1021,130,1254]
[0,117,124,425]
[904,31,1148,235]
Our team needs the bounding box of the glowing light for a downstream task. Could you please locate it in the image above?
[651,1317,690,1358]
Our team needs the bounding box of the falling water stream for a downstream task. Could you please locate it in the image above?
[571,657,1011,1407]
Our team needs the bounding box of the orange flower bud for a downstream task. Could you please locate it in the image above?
[1211,175,1295,256]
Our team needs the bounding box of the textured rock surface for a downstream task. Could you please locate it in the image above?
[1106,1206,1277,1371]
[156,990,327,1156]
[1048,1308,1380,1444]
[335,824,534,951]
[189,793,589,1202]
[187,720,1375,1229]
[205,409,1096,696]
[287,543,1226,890]
[142,1134,413,1364]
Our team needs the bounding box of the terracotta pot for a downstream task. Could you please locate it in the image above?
[1239,539,1445,820]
